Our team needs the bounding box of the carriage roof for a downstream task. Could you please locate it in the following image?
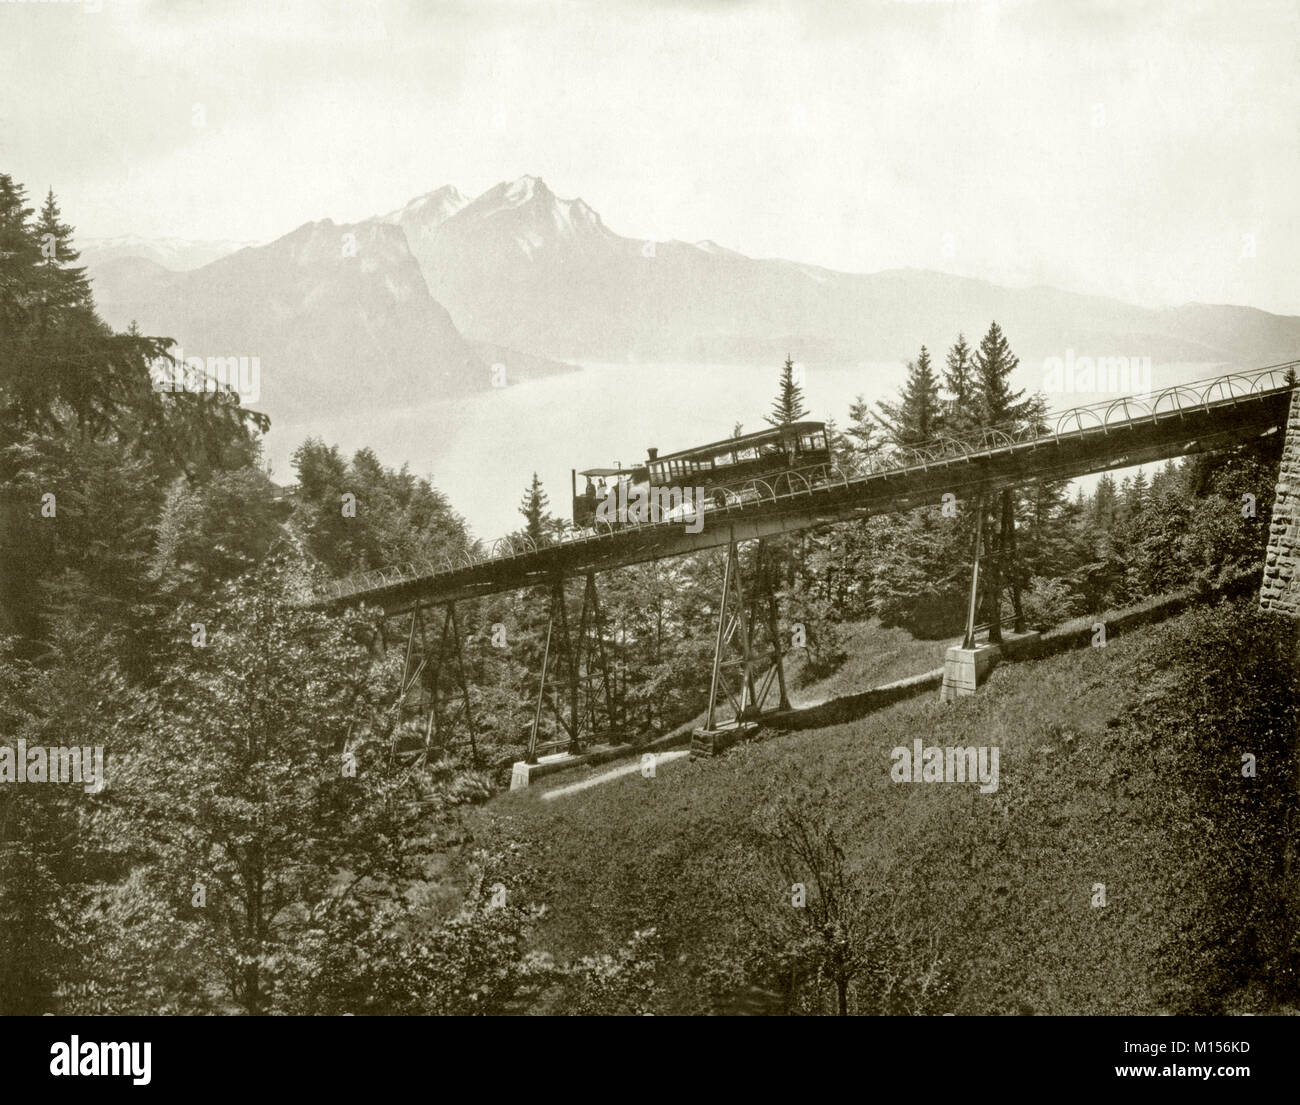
[650,421,826,464]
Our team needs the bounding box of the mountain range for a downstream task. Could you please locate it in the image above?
[80,235,262,273]
[87,175,1300,426]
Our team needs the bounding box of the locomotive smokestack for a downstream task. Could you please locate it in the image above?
[647,447,658,461]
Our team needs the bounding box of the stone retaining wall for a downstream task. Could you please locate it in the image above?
[1261,389,1300,616]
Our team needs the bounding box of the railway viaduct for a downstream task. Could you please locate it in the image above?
[304,362,1300,779]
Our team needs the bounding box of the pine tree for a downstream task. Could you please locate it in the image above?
[0,172,193,437]
[519,472,550,546]
[1093,473,1119,531]
[972,322,1030,429]
[1124,468,1149,520]
[34,189,91,310]
[0,174,36,425]
[941,334,978,436]
[875,346,940,447]
[1023,391,1051,436]
[844,394,882,471]
[0,174,39,347]
[765,356,808,427]
[1150,459,1181,498]
[823,416,852,473]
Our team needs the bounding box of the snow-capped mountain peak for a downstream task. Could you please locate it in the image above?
[504,175,542,205]
[380,185,468,231]
[444,176,614,259]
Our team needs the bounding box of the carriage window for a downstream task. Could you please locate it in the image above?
[760,438,784,456]
[696,457,713,470]
[736,446,758,462]
[714,450,735,466]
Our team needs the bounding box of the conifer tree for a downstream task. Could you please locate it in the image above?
[824,416,856,473]
[844,394,882,470]
[972,322,1030,429]
[0,173,188,436]
[1092,473,1119,531]
[875,346,940,447]
[0,174,39,288]
[34,189,92,311]
[765,356,808,427]
[941,333,978,436]
[519,472,550,546]
[0,173,39,338]
[1124,468,1149,520]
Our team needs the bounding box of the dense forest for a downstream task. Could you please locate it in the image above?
[0,170,1293,1014]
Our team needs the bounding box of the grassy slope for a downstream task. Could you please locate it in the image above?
[473,595,1289,1015]
[782,617,951,705]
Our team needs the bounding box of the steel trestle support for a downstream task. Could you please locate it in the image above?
[527,572,618,763]
[962,488,1026,650]
[389,599,479,766]
[704,536,791,732]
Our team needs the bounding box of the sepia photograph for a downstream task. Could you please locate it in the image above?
[2,0,1298,1077]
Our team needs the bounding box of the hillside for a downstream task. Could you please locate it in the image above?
[87,216,583,424]
[473,594,1299,1016]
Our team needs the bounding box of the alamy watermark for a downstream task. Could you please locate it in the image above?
[595,484,708,534]
[50,1036,151,1085]
[0,741,105,793]
[1042,350,1152,395]
[150,347,260,404]
[890,739,999,794]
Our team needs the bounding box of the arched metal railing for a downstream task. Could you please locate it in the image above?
[311,360,1299,603]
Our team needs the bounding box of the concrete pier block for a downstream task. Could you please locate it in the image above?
[690,721,760,759]
[939,643,1001,701]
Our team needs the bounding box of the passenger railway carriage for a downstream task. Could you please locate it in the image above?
[572,420,831,528]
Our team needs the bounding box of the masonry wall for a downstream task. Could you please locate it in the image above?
[1260,389,1300,615]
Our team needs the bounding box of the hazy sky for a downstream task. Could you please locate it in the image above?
[3,0,1298,314]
